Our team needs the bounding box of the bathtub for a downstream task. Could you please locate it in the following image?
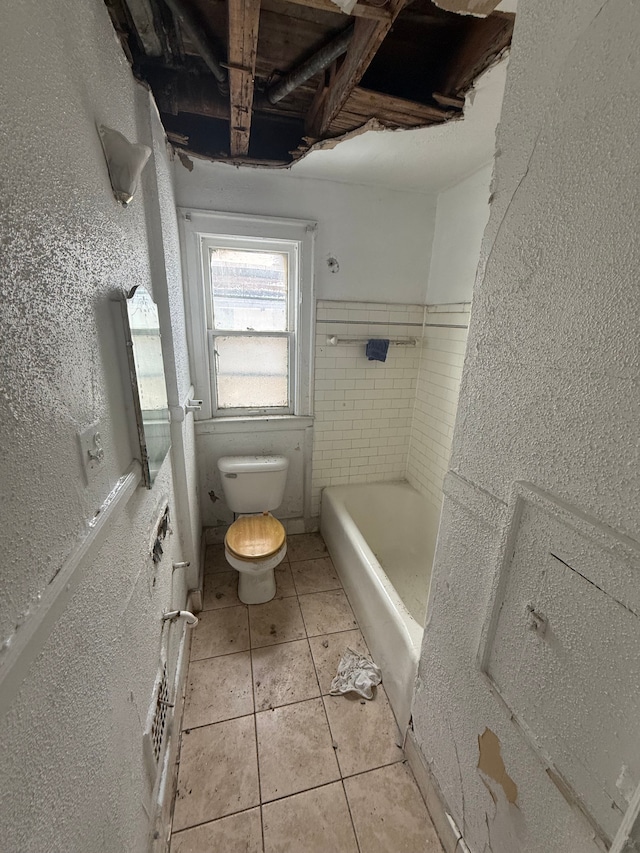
[320,481,439,732]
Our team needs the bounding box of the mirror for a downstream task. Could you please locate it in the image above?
[122,285,171,487]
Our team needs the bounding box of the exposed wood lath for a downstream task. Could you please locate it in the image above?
[104,0,514,166]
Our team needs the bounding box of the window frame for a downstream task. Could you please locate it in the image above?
[204,235,297,417]
[179,209,316,421]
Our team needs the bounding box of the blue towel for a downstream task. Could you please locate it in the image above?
[366,339,390,362]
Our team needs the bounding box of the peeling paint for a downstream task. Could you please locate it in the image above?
[478,728,518,805]
[411,1,640,851]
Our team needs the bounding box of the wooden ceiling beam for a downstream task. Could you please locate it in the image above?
[305,0,406,137]
[283,0,392,22]
[328,85,455,134]
[122,0,163,56]
[228,0,262,156]
[440,12,514,98]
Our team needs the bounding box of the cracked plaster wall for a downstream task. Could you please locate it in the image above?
[0,0,196,849]
[426,163,493,305]
[412,1,640,851]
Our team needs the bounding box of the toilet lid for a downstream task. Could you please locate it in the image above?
[225,513,286,561]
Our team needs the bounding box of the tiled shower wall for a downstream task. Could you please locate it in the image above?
[311,301,424,517]
[406,304,471,508]
[311,301,470,519]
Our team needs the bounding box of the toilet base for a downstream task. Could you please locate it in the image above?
[238,567,277,605]
[223,541,287,605]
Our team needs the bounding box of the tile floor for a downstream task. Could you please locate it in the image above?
[170,533,443,853]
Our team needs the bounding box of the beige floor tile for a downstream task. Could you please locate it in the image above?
[274,562,296,598]
[252,640,320,711]
[173,716,259,831]
[323,687,403,777]
[170,808,262,853]
[287,533,328,563]
[263,782,359,853]
[249,597,306,648]
[298,590,358,637]
[183,652,253,729]
[203,571,242,610]
[190,607,249,661]
[344,763,443,852]
[204,543,229,574]
[308,629,370,694]
[291,557,341,595]
[256,698,340,801]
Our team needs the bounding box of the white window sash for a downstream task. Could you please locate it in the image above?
[208,329,295,416]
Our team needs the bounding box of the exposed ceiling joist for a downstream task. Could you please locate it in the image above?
[440,10,513,97]
[123,0,163,56]
[283,0,392,22]
[306,0,406,137]
[105,0,514,166]
[329,86,454,134]
[228,0,262,156]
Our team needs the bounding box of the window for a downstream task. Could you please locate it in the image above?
[180,211,315,420]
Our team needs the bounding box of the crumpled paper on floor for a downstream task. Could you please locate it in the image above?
[329,648,382,700]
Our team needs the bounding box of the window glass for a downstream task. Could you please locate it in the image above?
[210,248,288,332]
[214,335,289,409]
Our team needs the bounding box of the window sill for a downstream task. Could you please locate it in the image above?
[194,415,314,435]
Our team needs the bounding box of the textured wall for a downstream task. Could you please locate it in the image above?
[412,1,640,851]
[406,305,470,508]
[0,1,195,850]
[174,159,437,304]
[426,164,492,304]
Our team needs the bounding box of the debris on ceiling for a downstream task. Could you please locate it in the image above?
[104,0,514,166]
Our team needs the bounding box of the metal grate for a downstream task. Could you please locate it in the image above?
[150,662,170,762]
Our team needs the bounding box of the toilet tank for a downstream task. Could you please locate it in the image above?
[217,455,289,513]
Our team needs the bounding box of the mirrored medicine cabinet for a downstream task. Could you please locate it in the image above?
[120,285,171,488]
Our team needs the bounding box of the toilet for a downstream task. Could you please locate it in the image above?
[217,455,289,605]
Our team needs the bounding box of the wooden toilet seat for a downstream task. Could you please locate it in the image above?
[225,513,286,561]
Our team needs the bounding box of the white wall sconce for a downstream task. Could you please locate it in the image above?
[98,125,151,205]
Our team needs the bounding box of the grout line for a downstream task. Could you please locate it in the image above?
[317,319,425,327]
[320,693,343,778]
[246,598,266,853]
[180,711,255,733]
[339,756,407,781]
[341,778,363,853]
[171,803,262,837]
[303,557,362,852]
[260,776,346,809]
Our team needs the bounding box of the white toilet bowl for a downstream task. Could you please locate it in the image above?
[224,512,287,604]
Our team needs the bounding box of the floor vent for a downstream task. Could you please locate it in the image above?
[144,657,173,782]
[151,662,170,762]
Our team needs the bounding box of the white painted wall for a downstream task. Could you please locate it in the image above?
[0,1,197,850]
[426,164,493,304]
[174,160,437,304]
[412,2,640,851]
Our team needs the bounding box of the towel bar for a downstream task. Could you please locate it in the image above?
[326,336,418,347]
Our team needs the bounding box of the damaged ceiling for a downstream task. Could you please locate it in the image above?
[104,0,514,166]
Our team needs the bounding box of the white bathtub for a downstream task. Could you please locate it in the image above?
[320,481,439,732]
